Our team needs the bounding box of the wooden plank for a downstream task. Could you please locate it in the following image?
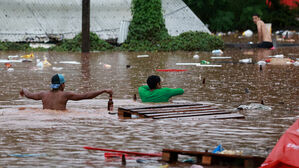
[151,111,230,119]
[162,149,265,160]
[133,105,213,113]
[138,108,222,115]
[153,113,244,119]
[144,110,229,118]
[119,103,203,111]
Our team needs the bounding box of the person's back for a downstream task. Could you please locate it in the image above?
[257,20,272,42]
[20,74,113,110]
[138,75,184,103]
[42,90,68,110]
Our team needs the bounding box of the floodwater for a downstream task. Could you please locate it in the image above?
[0,47,298,167]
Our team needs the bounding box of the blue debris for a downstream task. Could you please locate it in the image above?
[212,144,224,153]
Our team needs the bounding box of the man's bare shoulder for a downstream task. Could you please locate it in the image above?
[257,20,264,25]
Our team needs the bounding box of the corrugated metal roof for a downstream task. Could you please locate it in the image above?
[0,0,210,42]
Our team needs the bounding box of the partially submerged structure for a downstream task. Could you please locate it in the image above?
[0,0,210,43]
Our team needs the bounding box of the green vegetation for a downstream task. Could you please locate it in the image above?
[121,0,223,51]
[51,32,113,52]
[0,42,30,51]
[183,0,299,32]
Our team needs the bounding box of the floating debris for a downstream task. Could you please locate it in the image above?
[52,67,63,71]
[239,58,252,64]
[8,55,19,59]
[268,54,284,58]
[21,53,34,59]
[137,55,149,58]
[59,61,81,65]
[196,64,222,67]
[242,29,253,37]
[8,153,47,157]
[212,49,223,55]
[176,63,200,66]
[103,64,111,69]
[193,55,200,59]
[257,61,267,65]
[211,56,232,59]
[237,103,272,111]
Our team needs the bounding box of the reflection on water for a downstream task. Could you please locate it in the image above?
[0,48,298,167]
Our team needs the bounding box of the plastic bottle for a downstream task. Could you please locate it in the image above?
[200,60,210,64]
[133,94,137,101]
[108,96,113,111]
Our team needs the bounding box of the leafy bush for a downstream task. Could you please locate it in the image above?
[122,0,223,51]
[174,32,224,51]
[0,42,30,51]
[126,0,169,42]
[51,32,113,52]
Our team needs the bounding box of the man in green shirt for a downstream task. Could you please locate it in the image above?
[138,75,184,103]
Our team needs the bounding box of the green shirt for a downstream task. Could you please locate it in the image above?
[138,85,184,103]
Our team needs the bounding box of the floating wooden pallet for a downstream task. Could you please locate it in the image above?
[162,149,265,168]
[118,103,244,119]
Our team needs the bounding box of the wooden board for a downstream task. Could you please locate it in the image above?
[162,149,265,168]
[118,103,244,120]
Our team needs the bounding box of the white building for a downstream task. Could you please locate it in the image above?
[0,0,210,43]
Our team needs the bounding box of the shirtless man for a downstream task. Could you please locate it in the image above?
[252,14,273,48]
[20,74,113,110]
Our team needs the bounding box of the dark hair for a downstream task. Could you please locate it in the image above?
[253,13,260,17]
[147,75,161,89]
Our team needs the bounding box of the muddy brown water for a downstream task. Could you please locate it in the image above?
[0,48,298,167]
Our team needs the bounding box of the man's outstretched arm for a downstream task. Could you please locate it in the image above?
[65,89,113,101]
[20,88,44,100]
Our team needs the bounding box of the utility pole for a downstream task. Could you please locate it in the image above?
[82,0,90,52]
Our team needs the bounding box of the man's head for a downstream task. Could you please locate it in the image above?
[147,75,161,90]
[252,14,261,24]
[51,74,65,91]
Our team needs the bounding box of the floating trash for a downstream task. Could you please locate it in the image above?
[43,57,51,67]
[219,150,243,155]
[212,144,224,153]
[190,165,204,168]
[237,103,272,111]
[268,54,284,58]
[176,63,200,66]
[36,59,44,69]
[59,61,81,65]
[156,69,187,72]
[8,153,47,157]
[196,64,222,67]
[239,58,252,63]
[193,55,200,59]
[52,67,63,71]
[8,55,19,59]
[4,63,12,68]
[137,55,149,58]
[200,60,210,64]
[183,158,195,163]
[21,53,34,59]
[103,64,111,69]
[212,49,223,55]
[211,57,232,59]
[7,68,14,72]
[0,59,23,63]
[242,29,253,37]
[257,61,267,65]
